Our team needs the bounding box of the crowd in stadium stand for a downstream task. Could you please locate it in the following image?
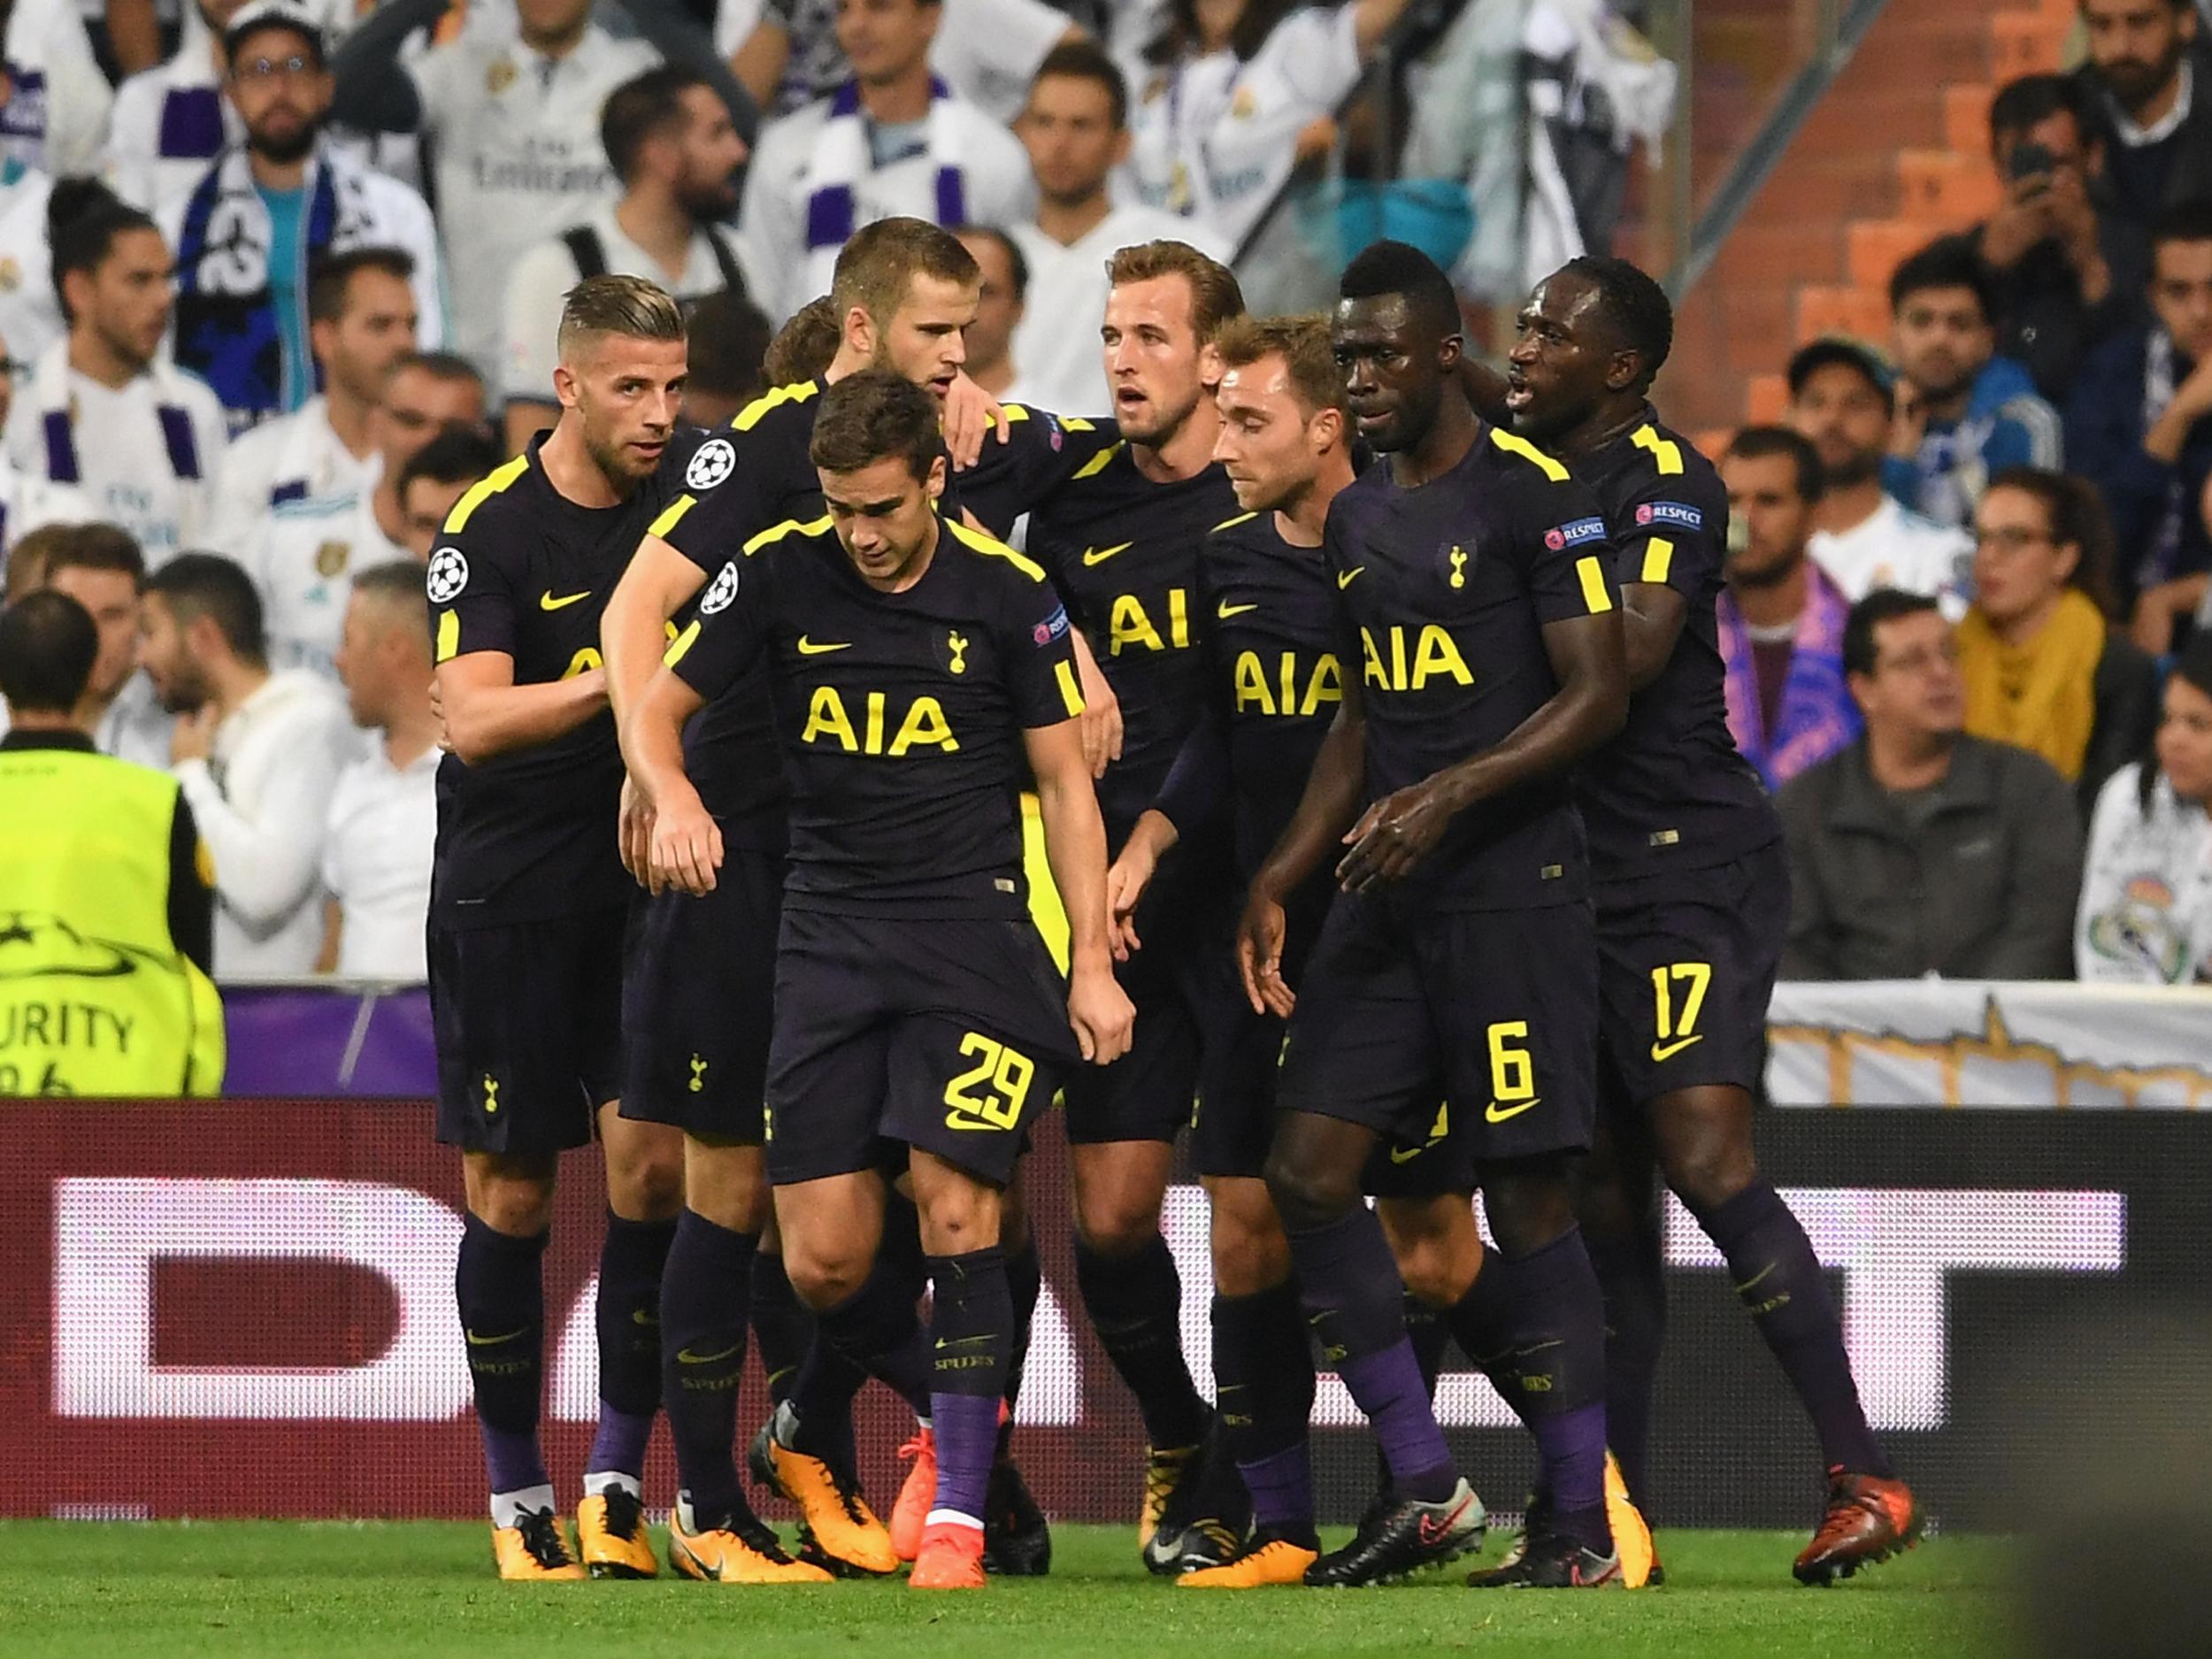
[4,0,2212,1033]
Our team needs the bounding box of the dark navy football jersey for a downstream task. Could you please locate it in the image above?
[429,431,700,927]
[1156,508,1348,879]
[666,515,1085,918]
[1323,425,1618,910]
[649,382,1115,844]
[1570,412,1779,882]
[1023,441,1243,841]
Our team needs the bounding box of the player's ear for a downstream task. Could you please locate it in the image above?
[1311,405,1345,456]
[845,303,876,361]
[1196,336,1225,392]
[550,360,581,411]
[924,453,948,501]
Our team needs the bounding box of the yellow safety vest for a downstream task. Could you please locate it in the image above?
[0,743,226,1095]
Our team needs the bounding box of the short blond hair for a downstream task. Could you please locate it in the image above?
[830,218,979,334]
[557,273,685,363]
[1214,312,1346,420]
[1106,241,1245,345]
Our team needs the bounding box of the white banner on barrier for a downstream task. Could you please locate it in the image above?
[1765,981,2212,1109]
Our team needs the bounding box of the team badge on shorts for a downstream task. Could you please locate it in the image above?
[426,546,470,603]
[687,438,736,493]
[700,560,739,615]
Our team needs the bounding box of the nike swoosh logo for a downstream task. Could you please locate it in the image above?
[1649,1034,1704,1064]
[1484,1097,1540,1124]
[933,1333,995,1351]
[1732,1263,1777,1296]
[1217,602,1257,619]
[795,636,851,655]
[1082,541,1133,566]
[633,1308,657,1326]
[465,1326,527,1346]
[539,589,590,611]
[1417,1494,1474,1546]
[677,1342,742,1365]
[1337,566,1364,589]
[1389,1141,1435,1165]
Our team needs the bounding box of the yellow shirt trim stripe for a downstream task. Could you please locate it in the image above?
[734,380,820,433]
[434,608,460,663]
[1211,511,1258,534]
[649,495,695,539]
[1054,657,1085,718]
[665,618,701,667]
[1073,441,1125,481]
[1640,535,1676,585]
[744,513,834,556]
[1488,427,1571,482]
[1632,423,1685,475]
[1576,556,1615,614]
[442,454,528,534]
[946,515,1047,581]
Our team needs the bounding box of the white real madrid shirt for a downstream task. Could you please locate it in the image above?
[3,341,230,569]
[215,397,406,680]
[741,88,1035,320]
[1010,205,1230,418]
[322,733,439,980]
[0,158,62,368]
[1808,495,1973,615]
[409,23,663,381]
[1118,4,1365,251]
[0,0,112,176]
[500,202,773,406]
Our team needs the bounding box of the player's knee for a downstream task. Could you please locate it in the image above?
[1209,1206,1291,1297]
[1263,1147,1356,1233]
[1071,1194,1158,1258]
[1663,1138,1756,1216]
[684,1141,769,1233]
[469,1176,555,1236]
[1479,1162,1578,1258]
[783,1244,870,1310]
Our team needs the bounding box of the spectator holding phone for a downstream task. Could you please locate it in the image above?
[1972,73,2144,403]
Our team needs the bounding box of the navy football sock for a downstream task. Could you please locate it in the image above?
[1506,1227,1612,1554]
[659,1209,754,1525]
[1690,1182,1893,1479]
[1000,1233,1042,1454]
[749,1248,813,1404]
[1072,1235,1210,1451]
[800,1255,933,1440]
[457,1213,550,1497]
[1212,1283,1317,1537]
[926,1248,1010,1525]
[1586,1217,1668,1509]
[1440,1256,1527,1426]
[1288,1209,1455,1503]
[588,1210,675,1482]
[1406,1294,1451,1400]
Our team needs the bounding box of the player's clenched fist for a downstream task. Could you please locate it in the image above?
[1067,963,1136,1064]
[647,786,724,897]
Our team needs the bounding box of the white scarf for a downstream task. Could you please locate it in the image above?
[799,78,969,303]
[28,340,206,485]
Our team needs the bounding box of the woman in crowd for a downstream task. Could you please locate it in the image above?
[2077,635,2212,983]
[1120,0,1416,257]
[1960,465,2159,816]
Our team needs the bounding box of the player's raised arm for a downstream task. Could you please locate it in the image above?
[1025,717,1135,1065]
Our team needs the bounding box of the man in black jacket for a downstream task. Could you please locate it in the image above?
[1779,589,2083,980]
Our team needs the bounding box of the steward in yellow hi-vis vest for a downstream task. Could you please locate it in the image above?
[0,709,224,1095]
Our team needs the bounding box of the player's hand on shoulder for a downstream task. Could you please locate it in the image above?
[1235,887,1295,1019]
[1067,960,1136,1064]
[645,785,724,897]
[941,372,1010,471]
[1337,777,1459,893]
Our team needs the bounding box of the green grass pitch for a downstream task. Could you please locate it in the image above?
[0,1520,2008,1658]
